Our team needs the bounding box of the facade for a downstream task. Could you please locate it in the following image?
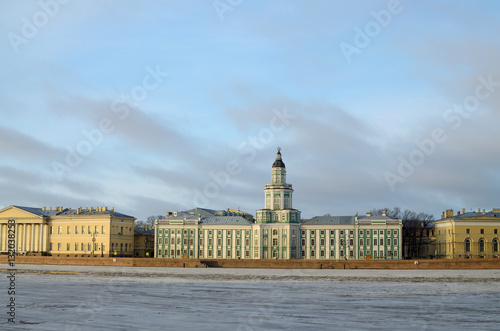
[0,205,135,257]
[155,149,403,260]
[432,209,500,259]
[134,227,155,257]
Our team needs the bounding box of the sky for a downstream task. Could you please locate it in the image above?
[1,0,500,222]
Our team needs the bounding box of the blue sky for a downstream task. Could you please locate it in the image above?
[1,0,500,221]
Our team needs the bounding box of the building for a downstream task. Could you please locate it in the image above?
[432,208,500,259]
[134,226,155,258]
[0,205,135,257]
[155,148,402,260]
[301,212,402,260]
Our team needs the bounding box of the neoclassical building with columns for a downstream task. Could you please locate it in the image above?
[155,149,403,260]
[0,205,135,257]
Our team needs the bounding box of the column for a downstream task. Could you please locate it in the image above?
[41,224,46,252]
[0,224,3,251]
[31,224,35,252]
[15,224,19,252]
[23,224,27,252]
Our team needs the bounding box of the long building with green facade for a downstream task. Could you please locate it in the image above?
[154,149,402,260]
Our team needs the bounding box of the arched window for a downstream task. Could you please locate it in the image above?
[465,239,471,252]
[272,229,278,236]
[479,239,485,252]
[493,239,498,252]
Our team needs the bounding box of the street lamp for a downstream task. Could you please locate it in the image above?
[90,231,97,257]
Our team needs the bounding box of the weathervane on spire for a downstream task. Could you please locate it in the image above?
[277,146,281,152]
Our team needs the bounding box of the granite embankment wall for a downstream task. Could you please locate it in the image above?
[1,256,500,269]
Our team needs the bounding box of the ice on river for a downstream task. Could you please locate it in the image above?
[2,264,500,330]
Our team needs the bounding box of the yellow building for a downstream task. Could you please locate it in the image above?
[0,205,135,257]
[134,226,154,257]
[432,208,500,259]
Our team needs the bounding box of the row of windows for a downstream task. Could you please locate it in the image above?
[162,229,252,237]
[442,228,498,235]
[301,238,398,246]
[301,229,398,236]
[159,248,251,259]
[465,238,499,252]
[48,242,130,252]
[160,237,253,247]
[301,250,398,258]
[49,225,131,235]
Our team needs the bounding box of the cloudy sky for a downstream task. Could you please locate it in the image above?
[1,0,500,221]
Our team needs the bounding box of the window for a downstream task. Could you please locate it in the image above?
[379,250,384,257]
[82,243,85,251]
[89,226,92,234]
[493,239,498,252]
[227,239,231,246]
[236,239,240,246]
[301,250,306,257]
[330,230,335,236]
[394,238,398,245]
[481,229,484,234]
[340,230,344,235]
[227,230,231,236]
[50,226,53,234]
[330,250,334,257]
[311,239,315,246]
[349,230,354,235]
[301,239,306,246]
[479,239,485,252]
[301,230,305,235]
[264,229,268,235]
[340,250,344,257]
[359,239,364,246]
[217,250,222,257]
[189,239,194,245]
[217,238,222,246]
[359,230,363,235]
[272,250,278,258]
[209,230,213,236]
[466,229,470,234]
[330,239,335,245]
[374,250,377,257]
[263,238,268,246]
[340,239,344,246]
[245,239,250,246]
[320,239,325,246]
[177,238,181,245]
[394,251,398,257]
[282,238,286,246]
[380,239,384,246]
[183,230,187,235]
[495,229,498,235]
[349,239,353,246]
[349,250,354,257]
[208,238,213,246]
[237,230,240,236]
[125,244,128,252]
[393,230,397,235]
[273,229,278,236]
[102,226,105,234]
[387,238,391,246]
[227,250,231,257]
[320,230,325,235]
[245,251,250,258]
[57,243,61,251]
[199,238,203,245]
[75,243,78,251]
[367,238,371,246]
[58,226,62,234]
[311,230,315,236]
[320,250,325,257]
[75,226,79,234]
[311,250,315,257]
[218,230,222,236]
[67,243,70,251]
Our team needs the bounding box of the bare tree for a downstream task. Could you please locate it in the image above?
[371,207,434,259]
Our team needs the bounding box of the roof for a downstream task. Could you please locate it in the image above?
[442,210,500,221]
[8,205,135,219]
[302,216,355,225]
[272,150,286,168]
[134,227,154,235]
[201,216,253,225]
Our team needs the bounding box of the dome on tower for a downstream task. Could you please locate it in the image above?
[272,148,286,168]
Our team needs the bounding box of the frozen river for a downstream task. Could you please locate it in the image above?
[2,265,500,330]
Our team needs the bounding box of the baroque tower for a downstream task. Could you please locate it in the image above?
[256,148,301,224]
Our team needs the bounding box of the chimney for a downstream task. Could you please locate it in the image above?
[462,208,466,214]
[478,208,481,213]
[457,211,461,215]
[446,209,453,218]
[103,207,107,212]
[42,207,46,211]
[441,211,445,219]
[111,207,114,212]
[483,209,486,214]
